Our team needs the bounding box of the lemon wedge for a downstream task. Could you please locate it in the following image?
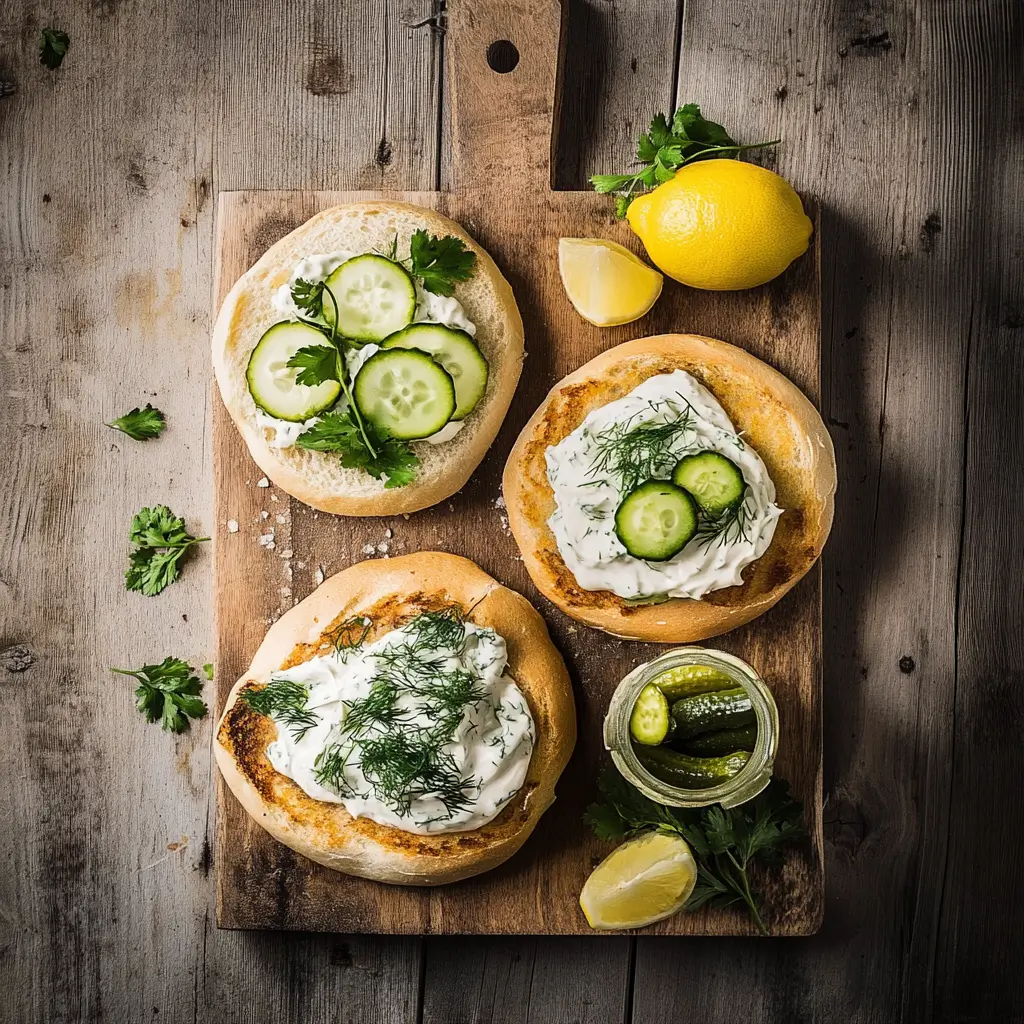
[580,830,697,930]
[558,237,663,326]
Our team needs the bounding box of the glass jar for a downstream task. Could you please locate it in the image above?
[603,647,778,809]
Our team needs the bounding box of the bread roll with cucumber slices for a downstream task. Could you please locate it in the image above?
[503,334,836,642]
[215,552,576,885]
[213,201,524,515]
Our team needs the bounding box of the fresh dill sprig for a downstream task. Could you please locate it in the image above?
[325,615,373,653]
[238,678,318,739]
[586,399,697,493]
[694,500,752,550]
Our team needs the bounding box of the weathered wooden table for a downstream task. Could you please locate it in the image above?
[1,1,1020,1021]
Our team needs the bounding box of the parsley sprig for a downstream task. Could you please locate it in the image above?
[112,657,207,733]
[591,104,780,217]
[408,230,476,296]
[39,28,69,70]
[283,279,420,488]
[125,505,209,596]
[107,404,166,441]
[584,768,806,934]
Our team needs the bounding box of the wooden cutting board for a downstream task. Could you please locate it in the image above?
[212,0,823,936]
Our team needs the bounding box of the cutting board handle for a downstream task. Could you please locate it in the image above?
[446,0,567,192]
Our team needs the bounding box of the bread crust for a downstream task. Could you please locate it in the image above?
[503,334,836,642]
[212,201,524,515]
[215,553,576,885]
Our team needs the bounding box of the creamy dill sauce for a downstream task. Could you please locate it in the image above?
[546,370,782,601]
[257,614,535,835]
[259,250,475,449]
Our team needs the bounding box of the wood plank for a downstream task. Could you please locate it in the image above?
[933,3,1024,1020]
[0,0,441,1020]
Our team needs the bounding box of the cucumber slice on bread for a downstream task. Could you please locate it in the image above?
[323,255,417,342]
[615,481,698,561]
[246,321,342,422]
[671,451,745,516]
[353,348,456,440]
[382,324,488,420]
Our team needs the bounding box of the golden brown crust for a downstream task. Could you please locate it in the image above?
[502,334,836,642]
[212,201,524,516]
[214,553,575,885]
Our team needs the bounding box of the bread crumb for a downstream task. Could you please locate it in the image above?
[385,528,393,539]
[376,542,389,555]
[226,519,239,533]
[494,493,506,510]
[256,477,269,488]
[362,544,376,555]
[259,530,275,550]
[314,566,325,586]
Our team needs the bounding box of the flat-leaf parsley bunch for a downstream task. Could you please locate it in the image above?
[591,103,779,217]
[585,768,805,934]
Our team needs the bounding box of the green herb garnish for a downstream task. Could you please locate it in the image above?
[591,104,780,217]
[39,28,69,70]
[112,657,207,733]
[693,501,752,550]
[283,279,419,488]
[408,230,476,296]
[239,678,319,739]
[125,505,209,596]
[107,404,166,441]
[293,409,419,489]
[587,399,696,494]
[584,768,806,934]
[203,663,214,680]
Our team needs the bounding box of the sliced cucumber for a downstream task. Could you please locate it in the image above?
[246,321,341,422]
[671,451,746,516]
[323,255,416,342]
[614,481,698,561]
[381,324,488,421]
[629,683,671,746]
[353,348,455,440]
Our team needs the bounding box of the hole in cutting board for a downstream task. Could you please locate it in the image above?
[486,39,519,73]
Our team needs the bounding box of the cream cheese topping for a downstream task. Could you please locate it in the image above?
[545,370,782,601]
[260,250,476,449]
[260,615,535,835]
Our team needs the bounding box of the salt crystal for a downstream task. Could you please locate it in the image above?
[226,520,239,533]
[256,477,269,488]
[362,544,376,555]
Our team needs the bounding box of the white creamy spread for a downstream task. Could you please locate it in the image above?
[546,370,782,601]
[261,250,477,450]
[260,614,535,835]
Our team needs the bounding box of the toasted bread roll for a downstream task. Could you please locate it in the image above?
[215,553,575,885]
[503,334,836,642]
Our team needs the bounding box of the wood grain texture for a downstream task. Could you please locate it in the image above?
[212,177,823,936]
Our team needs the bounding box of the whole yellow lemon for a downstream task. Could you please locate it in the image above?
[626,159,812,291]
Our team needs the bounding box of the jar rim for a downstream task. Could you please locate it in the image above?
[603,647,778,809]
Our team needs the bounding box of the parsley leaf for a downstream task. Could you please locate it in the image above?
[125,505,209,596]
[590,103,779,216]
[409,231,477,296]
[290,278,326,319]
[585,769,806,934]
[286,344,341,387]
[39,28,69,70]
[202,663,214,681]
[111,657,207,733]
[294,410,419,489]
[107,404,166,441]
